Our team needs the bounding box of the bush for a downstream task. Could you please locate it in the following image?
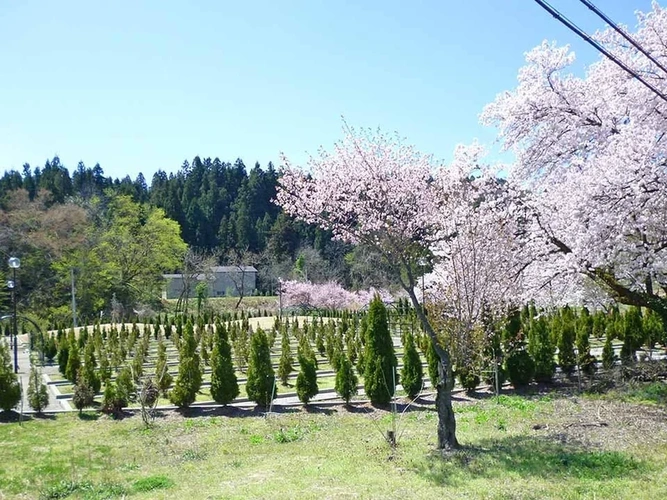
[506,348,535,388]
[102,367,135,416]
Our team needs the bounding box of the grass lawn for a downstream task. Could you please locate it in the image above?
[2,387,667,499]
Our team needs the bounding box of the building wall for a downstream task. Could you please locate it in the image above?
[164,271,257,300]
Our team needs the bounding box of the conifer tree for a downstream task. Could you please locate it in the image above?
[169,320,202,408]
[65,341,81,383]
[27,363,49,414]
[296,353,318,404]
[335,354,358,404]
[576,315,596,375]
[642,309,663,355]
[363,295,397,405]
[602,334,616,370]
[621,307,644,364]
[529,315,555,383]
[57,340,70,377]
[401,332,423,398]
[245,327,277,407]
[155,339,173,396]
[82,340,101,393]
[592,311,606,340]
[558,308,576,375]
[210,320,239,405]
[72,370,95,414]
[0,341,20,413]
[278,329,293,386]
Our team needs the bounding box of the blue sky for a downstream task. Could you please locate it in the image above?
[0,0,654,181]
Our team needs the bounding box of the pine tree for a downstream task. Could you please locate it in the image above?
[529,315,555,383]
[592,311,606,340]
[245,327,277,407]
[44,335,58,362]
[169,320,202,408]
[363,295,397,405]
[602,334,616,370]
[558,309,576,375]
[278,329,293,386]
[401,332,423,398]
[210,320,239,405]
[335,354,358,404]
[65,341,81,383]
[296,353,318,404]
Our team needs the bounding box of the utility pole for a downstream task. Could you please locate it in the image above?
[71,268,78,328]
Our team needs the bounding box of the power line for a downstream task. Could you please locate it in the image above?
[579,0,667,76]
[532,0,667,103]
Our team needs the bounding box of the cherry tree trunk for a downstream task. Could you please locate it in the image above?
[407,288,460,450]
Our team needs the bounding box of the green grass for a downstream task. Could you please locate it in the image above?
[2,392,666,499]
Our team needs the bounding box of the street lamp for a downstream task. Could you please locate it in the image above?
[8,256,20,373]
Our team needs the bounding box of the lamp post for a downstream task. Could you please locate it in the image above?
[8,256,20,373]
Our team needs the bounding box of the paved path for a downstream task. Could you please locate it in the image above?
[8,335,66,413]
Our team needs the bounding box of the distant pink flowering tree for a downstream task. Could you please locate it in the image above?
[276,123,511,449]
[482,4,667,319]
[280,279,394,311]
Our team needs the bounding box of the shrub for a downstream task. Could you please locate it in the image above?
[65,341,81,384]
[505,348,535,388]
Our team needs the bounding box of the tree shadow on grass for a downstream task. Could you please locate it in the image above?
[302,405,335,415]
[414,434,645,486]
[77,412,99,421]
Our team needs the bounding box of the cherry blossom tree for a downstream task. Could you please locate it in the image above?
[482,4,667,320]
[276,124,516,449]
[279,279,394,311]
